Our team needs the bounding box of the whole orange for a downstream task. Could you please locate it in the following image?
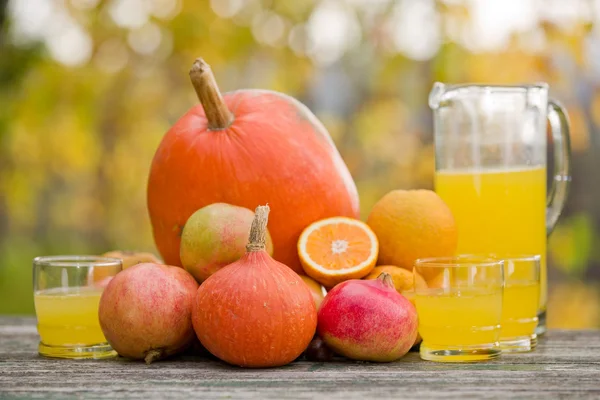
[366,190,457,277]
[102,251,162,270]
[300,275,326,310]
[363,266,427,293]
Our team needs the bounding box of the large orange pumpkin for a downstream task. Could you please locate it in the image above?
[147,59,359,273]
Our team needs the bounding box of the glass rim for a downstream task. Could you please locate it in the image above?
[414,255,504,268]
[33,255,122,268]
[489,254,542,263]
[430,82,549,109]
[436,81,548,92]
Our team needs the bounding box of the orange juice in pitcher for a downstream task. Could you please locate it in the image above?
[435,166,545,297]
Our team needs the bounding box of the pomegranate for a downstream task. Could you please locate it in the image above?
[317,272,418,362]
[98,263,198,364]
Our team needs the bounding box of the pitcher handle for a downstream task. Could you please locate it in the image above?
[546,100,572,235]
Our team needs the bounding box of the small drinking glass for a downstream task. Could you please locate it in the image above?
[414,256,504,362]
[33,256,122,359]
[497,254,541,352]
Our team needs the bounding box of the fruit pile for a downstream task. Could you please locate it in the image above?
[97,58,458,367]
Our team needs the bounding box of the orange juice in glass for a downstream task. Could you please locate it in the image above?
[414,256,504,362]
[499,255,541,352]
[429,83,571,334]
[33,256,122,359]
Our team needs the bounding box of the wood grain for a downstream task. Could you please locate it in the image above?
[1,317,599,399]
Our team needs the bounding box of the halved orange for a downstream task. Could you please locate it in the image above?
[298,217,378,288]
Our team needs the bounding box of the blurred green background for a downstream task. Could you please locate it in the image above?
[0,0,599,328]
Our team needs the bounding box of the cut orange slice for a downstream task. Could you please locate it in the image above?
[298,217,378,288]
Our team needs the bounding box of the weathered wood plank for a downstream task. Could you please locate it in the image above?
[1,317,599,399]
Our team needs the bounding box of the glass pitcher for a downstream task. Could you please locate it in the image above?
[429,83,571,334]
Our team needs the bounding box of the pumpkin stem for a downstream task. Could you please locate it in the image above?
[189,58,234,130]
[247,205,270,252]
[377,272,395,289]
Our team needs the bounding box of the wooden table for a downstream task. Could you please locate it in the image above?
[1,317,599,399]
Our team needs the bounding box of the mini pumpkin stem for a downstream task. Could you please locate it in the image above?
[377,272,395,289]
[247,205,270,252]
[189,58,234,130]
[144,348,165,365]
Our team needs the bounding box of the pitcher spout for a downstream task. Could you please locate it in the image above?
[429,82,446,110]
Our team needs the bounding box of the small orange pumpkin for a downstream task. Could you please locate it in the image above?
[192,205,317,368]
[147,58,359,273]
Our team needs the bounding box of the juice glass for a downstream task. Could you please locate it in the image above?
[414,256,504,362]
[499,254,541,352]
[33,256,122,359]
[430,83,571,335]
